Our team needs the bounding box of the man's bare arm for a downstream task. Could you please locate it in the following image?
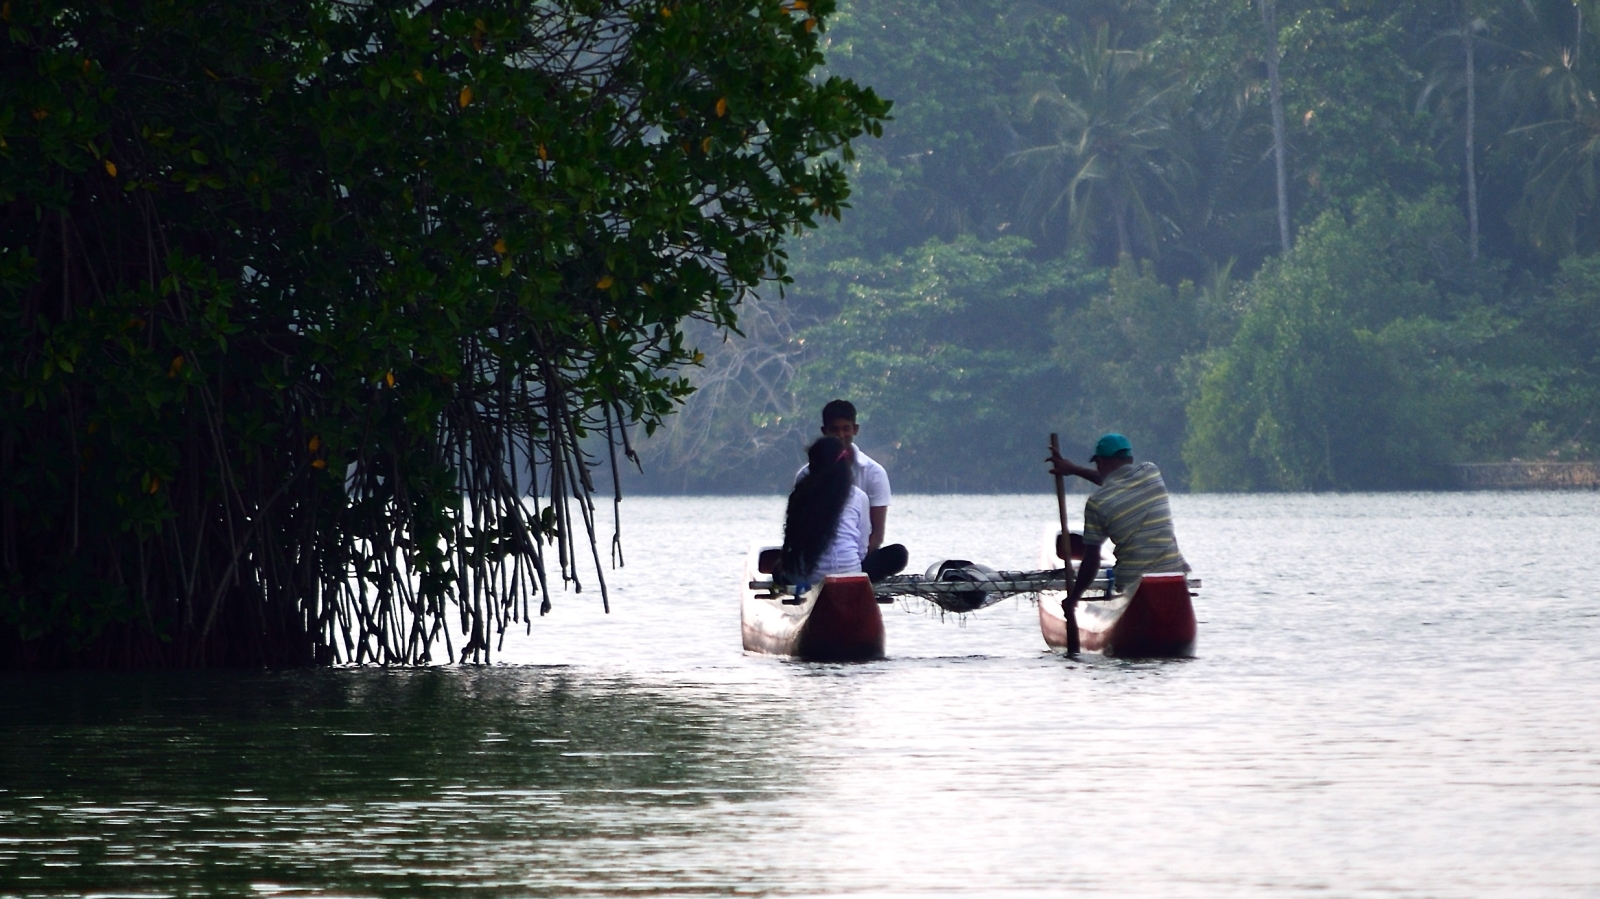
[1047,449,1104,486]
[1066,545,1100,606]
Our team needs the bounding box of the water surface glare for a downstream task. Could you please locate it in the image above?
[3,492,1599,897]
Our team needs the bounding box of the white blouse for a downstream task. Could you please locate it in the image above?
[811,486,871,577]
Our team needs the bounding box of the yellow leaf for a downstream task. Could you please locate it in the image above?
[104,160,117,178]
[701,136,713,153]
[148,476,161,494]
[804,17,816,31]
[32,108,48,121]
[308,435,320,452]
[413,69,424,84]
[385,371,395,387]
[693,350,705,364]
[596,274,615,289]
[793,0,808,8]
[311,459,328,470]
[537,143,548,161]
[641,282,654,297]
[715,97,728,117]
[168,355,184,377]
[82,59,91,74]
[1,3,10,22]
[493,237,508,255]
[459,86,473,108]
[661,6,672,15]
[203,67,220,81]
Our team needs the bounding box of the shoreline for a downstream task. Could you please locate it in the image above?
[1451,461,1600,490]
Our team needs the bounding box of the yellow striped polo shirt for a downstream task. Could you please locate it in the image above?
[1081,461,1189,588]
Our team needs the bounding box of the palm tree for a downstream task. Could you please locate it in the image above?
[1158,79,1281,280]
[1418,2,1491,260]
[1006,21,1183,263]
[1495,0,1600,255]
[1465,1,1483,260]
[1258,0,1291,254]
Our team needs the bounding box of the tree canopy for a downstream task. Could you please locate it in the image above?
[633,0,1600,494]
[0,0,886,666]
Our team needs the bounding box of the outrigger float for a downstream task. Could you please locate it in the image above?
[741,543,1199,661]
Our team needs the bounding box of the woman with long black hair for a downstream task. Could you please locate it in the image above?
[779,436,906,586]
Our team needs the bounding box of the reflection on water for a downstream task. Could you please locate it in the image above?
[3,492,1599,897]
[2,669,800,895]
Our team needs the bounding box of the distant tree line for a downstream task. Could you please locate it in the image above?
[633,0,1600,493]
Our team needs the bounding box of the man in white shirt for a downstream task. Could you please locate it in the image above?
[791,400,905,581]
[794,399,891,550]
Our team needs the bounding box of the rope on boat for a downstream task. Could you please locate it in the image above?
[747,568,1112,615]
[871,569,1093,613]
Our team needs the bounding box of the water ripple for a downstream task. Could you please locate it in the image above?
[3,492,1598,896]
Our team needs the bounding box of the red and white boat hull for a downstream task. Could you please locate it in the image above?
[741,545,885,661]
[1038,572,1196,657]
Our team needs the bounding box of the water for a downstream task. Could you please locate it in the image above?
[3,492,1599,897]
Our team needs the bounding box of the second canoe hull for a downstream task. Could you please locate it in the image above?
[1039,573,1196,658]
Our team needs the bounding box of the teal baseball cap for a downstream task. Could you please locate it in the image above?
[1091,432,1132,461]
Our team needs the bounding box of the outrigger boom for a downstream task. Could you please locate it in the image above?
[749,567,1201,615]
[750,568,1090,597]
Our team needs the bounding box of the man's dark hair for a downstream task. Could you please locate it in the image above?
[821,399,857,425]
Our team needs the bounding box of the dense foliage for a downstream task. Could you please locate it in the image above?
[1,0,886,665]
[637,0,1600,493]
[1186,192,1500,490]
[791,237,1104,489]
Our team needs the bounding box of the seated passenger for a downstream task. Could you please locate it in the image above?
[779,437,906,587]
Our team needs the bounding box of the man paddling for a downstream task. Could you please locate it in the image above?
[1046,433,1189,610]
[794,399,906,580]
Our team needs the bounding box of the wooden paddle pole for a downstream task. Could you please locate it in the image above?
[1050,433,1081,654]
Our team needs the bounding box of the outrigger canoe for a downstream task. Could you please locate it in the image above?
[740,539,1199,660]
[741,545,887,661]
[1036,537,1199,657]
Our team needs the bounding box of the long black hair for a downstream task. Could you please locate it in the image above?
[780,436,854,581]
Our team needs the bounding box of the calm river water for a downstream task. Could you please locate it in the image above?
[3,492,1599,897]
